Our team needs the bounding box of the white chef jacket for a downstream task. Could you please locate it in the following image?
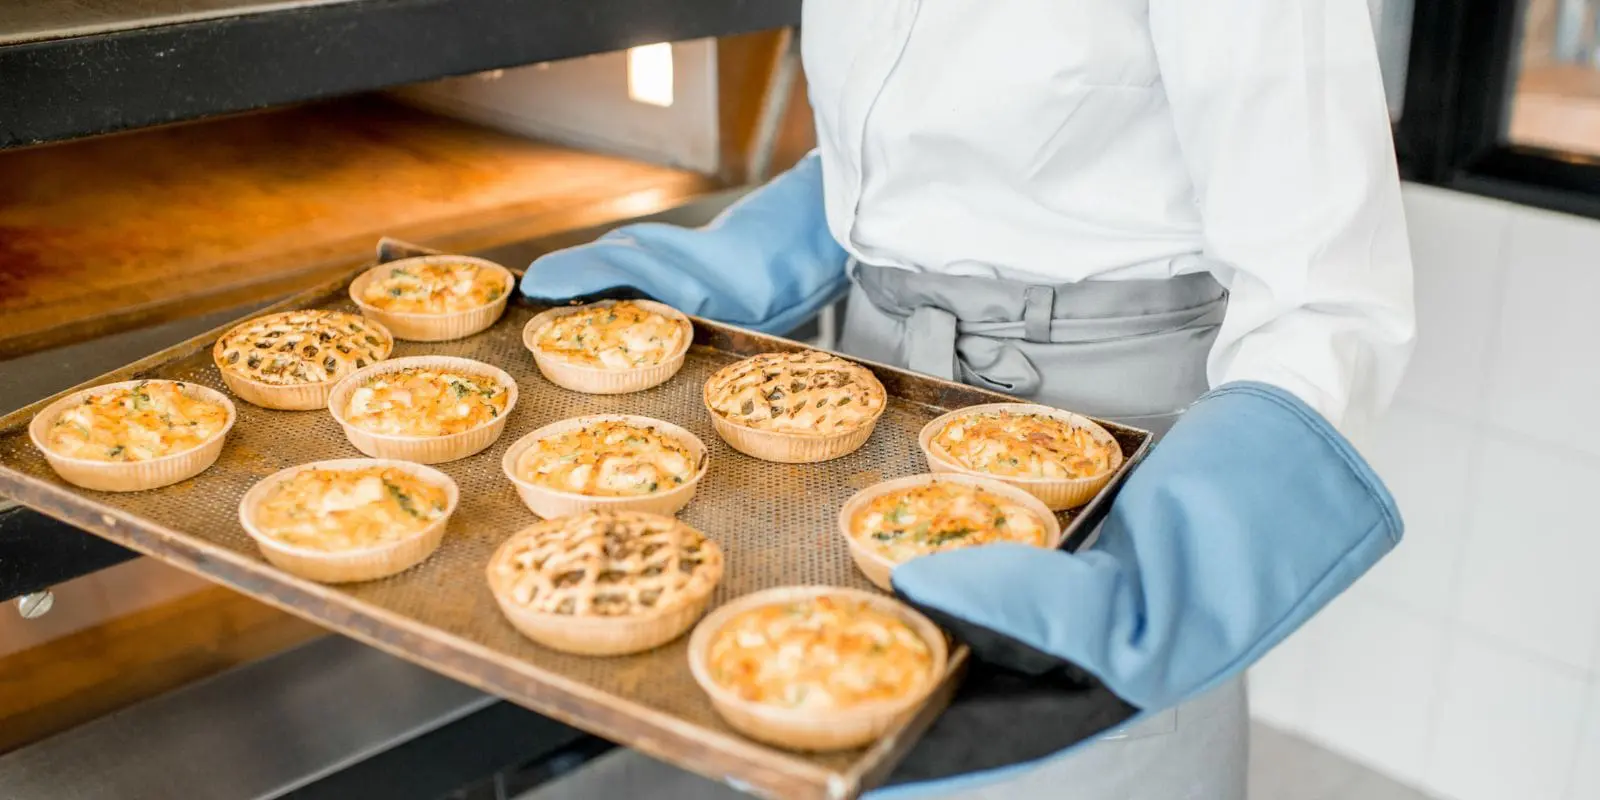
[800,0,1415,438]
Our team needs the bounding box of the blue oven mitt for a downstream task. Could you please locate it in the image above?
[519,151,850,335]
[869,381,1403,797]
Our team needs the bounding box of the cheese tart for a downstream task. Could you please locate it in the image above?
[327,356,518,464]
[487,510,725,656]
[29,379,236,492]
[239,458,458,583]
[349,255,515,341]
[522,299,692,394]
[919,403,1123,509]
[702,350,887,463]
[838,473,1061,591]
[502,414,708,518]
[687,586,947,751]
[212,310,394,410]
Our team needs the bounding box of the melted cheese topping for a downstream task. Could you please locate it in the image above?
[851,482,1049,563]
[361,260,508,313]
[933,411,1117,480]
[252,466,449,551]
[343,368,508,437]
[216,311,392,386]
[46,381,228,462]
[707,596,935,710]
[530,301,689,369]
[517,419,697,497]
[704,351,885,435]
[490,511,722,617]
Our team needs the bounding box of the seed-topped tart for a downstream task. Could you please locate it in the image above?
[212,310,393,410]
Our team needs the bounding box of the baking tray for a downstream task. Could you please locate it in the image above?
[0,239,1151,799]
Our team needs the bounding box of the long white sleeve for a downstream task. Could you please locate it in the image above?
[1148,0,1416,437]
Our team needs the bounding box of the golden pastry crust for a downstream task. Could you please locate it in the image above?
[703,351,886,436]
[932,410,1117,479]
[44,380,230,462]
[529,300,691,370]
[342,367,509,437]
[849,481,1050,563]
[359,259,509,314]
[215,311,392,386]
[487,511,723,619]
[705,594,936,710]
[516,419,697,498]
[251,465,450,551]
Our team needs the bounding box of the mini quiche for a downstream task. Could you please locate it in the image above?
[688,587,947,751]
[838,474,1060,591]
[350,255,514,342]
[213,310,393,410]
[522,299,692,394]
[486,510,725,656]
[502,415,708,518]
[328,356,518,464]
[919,402,1123,510]
[29,379,236,492]
[239,459,458,583]
[702,351,887,463]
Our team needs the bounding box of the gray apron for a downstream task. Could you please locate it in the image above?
[524,265,1248,800]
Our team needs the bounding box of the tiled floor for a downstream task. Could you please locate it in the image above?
[515,722,1441,800]
[1249,724,1440,800]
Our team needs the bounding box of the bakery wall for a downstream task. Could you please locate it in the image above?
[1249,182,1600,800]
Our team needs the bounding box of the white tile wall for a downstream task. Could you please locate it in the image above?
[1566,684,1600,800]
[1304,592,1448,785]
[1250,186,1600,800]
[1353,403,1473,618]
[1426,637,1588,800]
[1455,433,1600,672]
[1486,206,1600,458]
[1392,184,1511,421]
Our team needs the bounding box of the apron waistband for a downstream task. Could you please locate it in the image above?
[851,263,1228,384]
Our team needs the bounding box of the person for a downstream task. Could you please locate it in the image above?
[520,1,1413,797]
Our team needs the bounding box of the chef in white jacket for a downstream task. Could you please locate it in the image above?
[520,1,1414,797]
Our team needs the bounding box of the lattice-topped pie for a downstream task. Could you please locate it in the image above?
[239,458,459,584]
[701,351,887,462]
[687,587,948,752]
[487,510,725,655]
[522,300,693,394]
[213,310,393,410]
[919,403,1123,510]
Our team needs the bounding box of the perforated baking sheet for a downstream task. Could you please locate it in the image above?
[0,240,1150,800]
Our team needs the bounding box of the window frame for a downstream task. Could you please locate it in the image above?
[1399,0,1600,218]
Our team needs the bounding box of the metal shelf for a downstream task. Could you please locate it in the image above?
[0,0,802,148]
